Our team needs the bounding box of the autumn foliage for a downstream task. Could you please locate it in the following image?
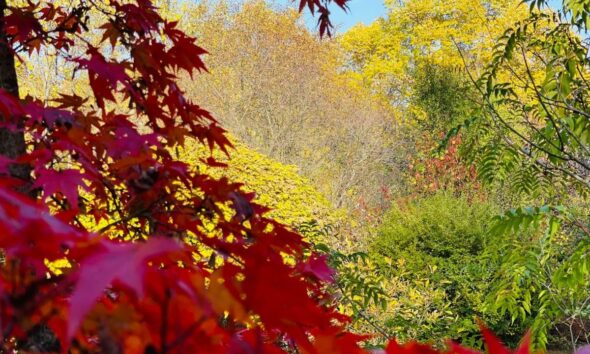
[408,135,479,194]
[0,0,532,353]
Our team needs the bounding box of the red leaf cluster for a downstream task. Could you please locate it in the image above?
[296,0,350,37]
[380,326,531,354]
[408,135,479,195]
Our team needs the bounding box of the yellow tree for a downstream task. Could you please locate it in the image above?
[170,0,403,218]
[341,0,528,109]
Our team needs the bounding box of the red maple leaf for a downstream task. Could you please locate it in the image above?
[298,254,335,282]
[295,0,349,37]
[33,168,88,209]
[4,4,43,44]
[67,237,184,340]
[0,187,83,272]
[75,49,132,109]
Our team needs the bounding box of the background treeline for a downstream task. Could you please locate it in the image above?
[18,0,590,352]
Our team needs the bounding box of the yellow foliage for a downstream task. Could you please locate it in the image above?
[45,257,72,276]
[340,0,528,104]
[179,138,342,232]
[167,0,400,214]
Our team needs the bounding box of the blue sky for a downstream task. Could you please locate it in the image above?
[321,0,386,32]
[275,0,563,33]
[274,0,386,32]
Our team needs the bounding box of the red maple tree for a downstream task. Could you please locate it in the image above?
[0,0,530,353]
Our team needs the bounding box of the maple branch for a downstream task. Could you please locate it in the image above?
[87,0,117,18]
[97,194,165,235]
[101,182,131,234]
[50,195,87,231]
[97,212,135,234]
[12,6,88,54]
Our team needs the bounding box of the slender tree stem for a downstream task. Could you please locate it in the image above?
[0,0,30,191]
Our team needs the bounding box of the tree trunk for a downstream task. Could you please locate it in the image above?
[0,0,30,186]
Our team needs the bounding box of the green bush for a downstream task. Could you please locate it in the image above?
[372,192,495,276]
[411,61,475,133]
[370,192,524,347]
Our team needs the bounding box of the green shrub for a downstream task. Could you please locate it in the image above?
[372,192,495,276]
[370,192,523,347]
